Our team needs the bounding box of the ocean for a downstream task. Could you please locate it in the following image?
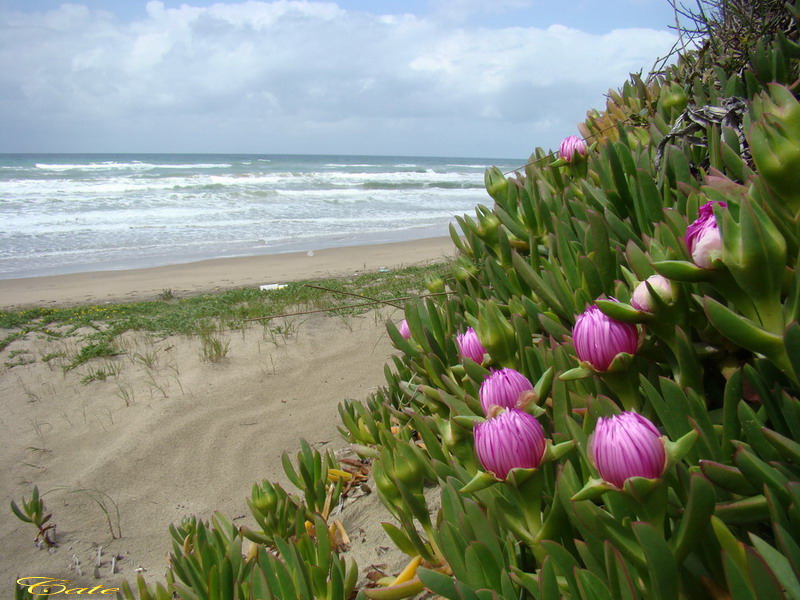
[0,153,521,280]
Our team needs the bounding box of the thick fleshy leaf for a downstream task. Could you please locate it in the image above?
[632,521,679,600]
[416,567,459,598]
[668,473,716,562]
[734,444,791,504]
[699,460,759,496]
[459,470,500,494]
[749,534,800,599]
[723,551,757,600]
[652,260,710,282]
[703,295,783,356]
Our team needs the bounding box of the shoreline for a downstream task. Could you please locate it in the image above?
[0,236,455,309]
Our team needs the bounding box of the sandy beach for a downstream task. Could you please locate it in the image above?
[1,237,454,590]
[0,236,455,308]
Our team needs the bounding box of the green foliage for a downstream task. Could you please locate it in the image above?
[0,263,450,352]
[10,486,56,548]
[63,340,121,371]
[281,439,344,517]
[197,321,230,362]
[340,6,800,598]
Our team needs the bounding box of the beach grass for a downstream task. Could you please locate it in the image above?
[0,261,449,355]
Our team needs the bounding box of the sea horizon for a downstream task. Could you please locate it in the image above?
[0,151,524,161]
[0,152,524,280]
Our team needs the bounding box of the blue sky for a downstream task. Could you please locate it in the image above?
[0,1,678,157]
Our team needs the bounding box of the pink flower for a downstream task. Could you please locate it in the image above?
[457,327,487,363]
[686,201,726,269]
[474,409,546,479]
[590,412,666,488]
[631,275,675,313]
[398,319,411,340]
[479,368,533,416]
[573,304,638,371]
[559,135,588,162]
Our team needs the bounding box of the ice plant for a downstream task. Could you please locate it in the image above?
[479,368,533,416]
[686,201,726,269]
[631,274,675,312]
[398,319,411,340]
[558,135,588,162]
[457,327,487,363]
[476,300,516,366]
[590,412,666,488]
[474,408,546,479]
[572,304,638,371]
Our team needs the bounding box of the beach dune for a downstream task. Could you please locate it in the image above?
[1,237,453,588]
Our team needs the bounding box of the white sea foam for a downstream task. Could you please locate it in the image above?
[34,162,232,171]
[323,163,380,168]
[0,153,520,278]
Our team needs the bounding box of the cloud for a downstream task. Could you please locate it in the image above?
[0,1,676,155]
[427,0,533,22]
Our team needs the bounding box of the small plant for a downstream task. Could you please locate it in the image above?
[67,488,122,540]
[158,288,175,301]
[4,349,35,368]
[281,439,347,519]
[198,322,230,363]
[17,379,41,403]
[10,486,57,548]
[40,351,65,363]
[115,381,135,406]
[64,340,120,371]
[242,479,308,545]
[134,349,159,368]
[80,369,109,384]
[0,331,25,352]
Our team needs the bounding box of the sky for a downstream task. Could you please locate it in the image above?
[0,0,679,158]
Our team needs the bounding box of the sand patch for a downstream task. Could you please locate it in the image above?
[1,309,409,589]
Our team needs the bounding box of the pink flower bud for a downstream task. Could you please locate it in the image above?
[686,201,726,269]
[479,368,533,416]
[474,408,546,479]
[590,412,666,487]
[573,304,638,371]
[398,319,411,339]
[457,327,487,363]
[630,275,675,313]
[559,135,588,162]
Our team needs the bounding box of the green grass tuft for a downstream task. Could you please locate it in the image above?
[64,341,121,371]
[0,262,450,356]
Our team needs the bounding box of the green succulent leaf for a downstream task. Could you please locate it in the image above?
[632,521,679,600]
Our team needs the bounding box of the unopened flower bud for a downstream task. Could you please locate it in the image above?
[372,461,403,506]
[475,300,516,366]
[457,327,487,364]
[453,261,478,283]
[630,275,675,312]
[477,212,501,245]
[573,304,638,371]
[479,368,533,416]
[474,408,546,479]
[686,201,726,269]
[589,412,666,488]
[559,135,588,163]
[659,82,688,116]
[398,319,411,339]
[426,276,445,294]
[250,481,279,514]
[485,167,509,201]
